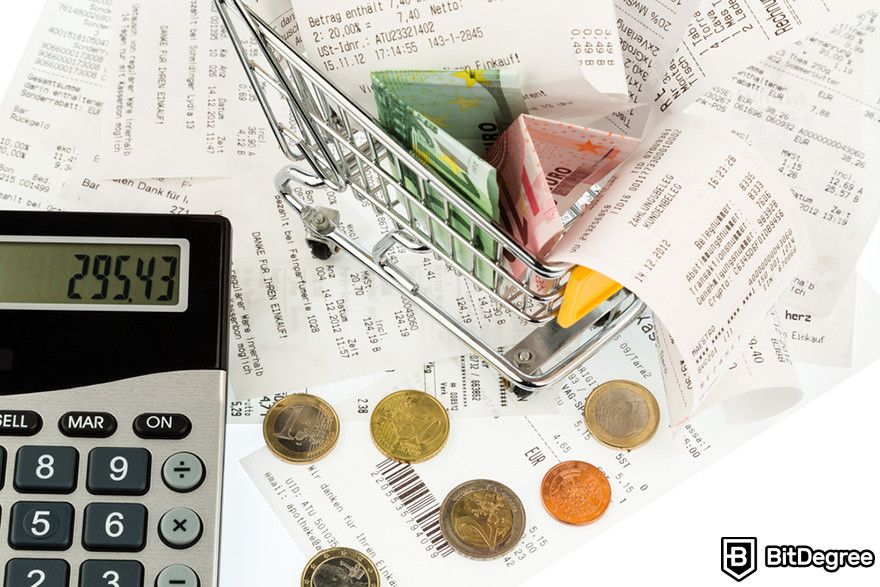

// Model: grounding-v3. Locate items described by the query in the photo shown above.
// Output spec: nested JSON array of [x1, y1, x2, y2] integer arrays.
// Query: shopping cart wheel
[[302, 206, 340, 260], [308, 239, 336, 260], [512, 386, 533, 400]]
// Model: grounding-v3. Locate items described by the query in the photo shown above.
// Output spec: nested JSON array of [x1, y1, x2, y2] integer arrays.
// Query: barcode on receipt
[[376, 458, 453, 558]]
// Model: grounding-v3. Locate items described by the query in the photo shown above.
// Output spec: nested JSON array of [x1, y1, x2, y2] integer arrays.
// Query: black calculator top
[[0, 211, 232, 395]]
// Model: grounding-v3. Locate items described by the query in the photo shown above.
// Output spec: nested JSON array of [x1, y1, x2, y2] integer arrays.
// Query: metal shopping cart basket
[[214, 0, 645, 394]]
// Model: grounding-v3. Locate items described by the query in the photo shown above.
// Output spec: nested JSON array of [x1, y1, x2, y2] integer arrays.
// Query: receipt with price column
[[98, 0, 297, 179], [548, 114, 808, 424], [0, 0, 112, 212], [653, 0, 879, 114], [687, 9, 880, 317], [290, 0, 629, 120]]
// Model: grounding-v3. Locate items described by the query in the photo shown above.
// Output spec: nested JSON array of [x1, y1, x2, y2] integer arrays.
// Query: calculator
[[0, 211, 231, 587]]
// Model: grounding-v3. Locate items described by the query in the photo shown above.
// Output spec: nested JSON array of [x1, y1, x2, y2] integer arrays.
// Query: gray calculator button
[[0, 446, 5, 490], [159, 507, 202, 549], [155, 565, 199, 587], [5, 558, 69, 587], [162, 452, 205, 492], [14, 446, 79, 493], [80, 560, 144, 587], [8, 501, 74, 550], [88, 448, 151, 495], [83, 503, 147, 552]]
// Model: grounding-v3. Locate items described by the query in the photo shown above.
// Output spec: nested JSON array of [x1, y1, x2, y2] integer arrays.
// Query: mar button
[[133, 413, 191, 440], [59, 412, 117, 438]]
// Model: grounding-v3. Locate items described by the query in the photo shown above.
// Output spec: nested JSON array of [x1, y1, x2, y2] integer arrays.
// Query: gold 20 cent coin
[[263, 394, 340, 464], [440, 479, 526, 560], [301, 547, 380, 587], [370, 389, 449, 463], [584, 379, 660, 450]]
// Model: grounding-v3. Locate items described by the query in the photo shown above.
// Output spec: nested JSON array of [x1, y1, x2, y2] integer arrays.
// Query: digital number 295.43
[[67, 254, 178, 302]]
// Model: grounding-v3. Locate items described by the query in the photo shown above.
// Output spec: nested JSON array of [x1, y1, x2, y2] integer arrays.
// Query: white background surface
[[1, 3, 877, 586]]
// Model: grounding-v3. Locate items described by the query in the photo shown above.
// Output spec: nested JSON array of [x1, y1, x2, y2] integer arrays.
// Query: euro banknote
[[485, 114, 639, 290], [372, 69, 527, 286]]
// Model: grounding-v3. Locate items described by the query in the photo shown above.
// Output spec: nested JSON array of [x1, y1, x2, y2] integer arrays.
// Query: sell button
[[133, 413, 191, 439], [0, 410, 42, 436]]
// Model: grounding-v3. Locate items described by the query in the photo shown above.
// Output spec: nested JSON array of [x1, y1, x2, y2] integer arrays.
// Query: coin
[[301, 547, 380, 587], [541, 460, 611, 525], [440, 479, 526, 559], [263, 394, 340, 464], [370, 389, 449, 463], [584, 379, 660, 449]]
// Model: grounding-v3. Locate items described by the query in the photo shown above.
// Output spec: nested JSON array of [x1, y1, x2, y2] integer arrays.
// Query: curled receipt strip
[[548, 114, 809, 425]]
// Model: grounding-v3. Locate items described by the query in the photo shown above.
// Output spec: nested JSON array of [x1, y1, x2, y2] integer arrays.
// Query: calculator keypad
[[4, 558, 70, 587], [8, 501, 74, 550], [0, 370, 223, 587], [14, 446, 78, 494], [87, 448, 151, 495]]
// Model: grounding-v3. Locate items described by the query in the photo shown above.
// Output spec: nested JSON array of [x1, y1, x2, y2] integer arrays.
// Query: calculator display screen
[[0, 237, 189, 311]]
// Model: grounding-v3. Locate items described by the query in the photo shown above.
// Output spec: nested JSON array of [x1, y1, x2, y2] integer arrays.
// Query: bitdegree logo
[[766, 545, 875, 572]]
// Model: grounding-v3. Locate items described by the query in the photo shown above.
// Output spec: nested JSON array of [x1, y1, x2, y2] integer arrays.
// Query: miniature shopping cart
[[214, 0, 645, 394]]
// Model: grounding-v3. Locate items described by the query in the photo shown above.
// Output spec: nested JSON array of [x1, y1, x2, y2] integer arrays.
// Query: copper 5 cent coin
[[263, 394, 340, 464], [440, 479, 526, 560], [301, 547, 380, 587], [370, 389, 450, 463], [584, 379, 660, 450], [541, 460, 611, 525]]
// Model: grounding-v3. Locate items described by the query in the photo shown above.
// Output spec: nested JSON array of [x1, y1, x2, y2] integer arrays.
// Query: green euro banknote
[[371, 69, 528, 287]]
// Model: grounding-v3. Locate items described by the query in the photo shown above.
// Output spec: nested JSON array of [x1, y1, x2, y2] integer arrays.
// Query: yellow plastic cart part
[[557, 266, 623, 328]]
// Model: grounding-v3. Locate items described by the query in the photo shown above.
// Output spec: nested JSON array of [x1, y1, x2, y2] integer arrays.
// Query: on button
[[132, 413, 191, 439]]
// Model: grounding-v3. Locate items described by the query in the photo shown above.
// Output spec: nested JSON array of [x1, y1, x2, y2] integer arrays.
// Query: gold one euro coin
[[263, 394, 340, 464], [584, 379, 660, 450], [301, 546, 380, 587], [440, 479, 526, 560], [370, 389, 449, 463]]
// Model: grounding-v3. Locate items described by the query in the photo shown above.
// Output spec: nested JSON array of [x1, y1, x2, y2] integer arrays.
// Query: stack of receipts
[[0, 0, 879, 583]]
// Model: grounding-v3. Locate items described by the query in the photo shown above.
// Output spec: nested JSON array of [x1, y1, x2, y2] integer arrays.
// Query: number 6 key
[[82, 503, 147, 552]]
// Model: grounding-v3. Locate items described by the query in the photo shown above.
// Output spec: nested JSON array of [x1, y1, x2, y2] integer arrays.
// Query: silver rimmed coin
[[584, 379, 660, 450]]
